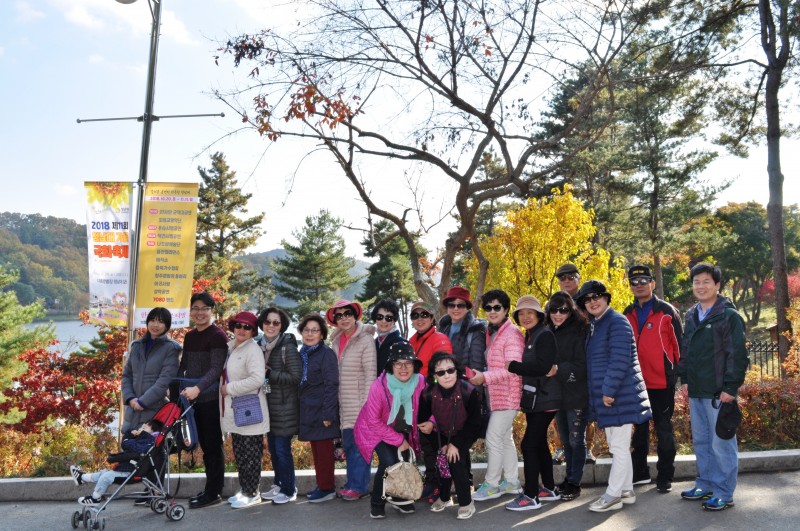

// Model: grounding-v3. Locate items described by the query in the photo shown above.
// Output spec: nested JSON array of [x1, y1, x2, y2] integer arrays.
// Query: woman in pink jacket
[[468, 289, 524, 501], [354, 342, 426, 520]]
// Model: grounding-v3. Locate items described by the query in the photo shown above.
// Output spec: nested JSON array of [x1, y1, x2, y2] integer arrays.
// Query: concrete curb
[[2, 450, 798, 502]]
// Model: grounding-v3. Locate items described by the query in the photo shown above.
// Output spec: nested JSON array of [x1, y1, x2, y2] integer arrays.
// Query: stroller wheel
[[99, 517, 106, 530], [85, 516, 94, 530], [71, 510, 81, 529], [151, 498, 168, 514], [167, 504, 186, 521]]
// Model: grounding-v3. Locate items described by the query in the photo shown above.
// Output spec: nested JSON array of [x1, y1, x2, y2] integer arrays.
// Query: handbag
[[231, 393, 263, 427], [520, 384, 538, 412], [435, 449, 451, 479], [382, 448, 423, 504]]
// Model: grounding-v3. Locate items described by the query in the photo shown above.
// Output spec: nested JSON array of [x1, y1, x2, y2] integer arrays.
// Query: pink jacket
[[482, 319, 524, 411], [354, 373, 426, 463]]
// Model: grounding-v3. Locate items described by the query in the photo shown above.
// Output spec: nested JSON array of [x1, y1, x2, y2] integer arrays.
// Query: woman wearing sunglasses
[[408, 301, 452, 377], [468, 289, 525, 502], [220, 311, 269, 509], [417, 352, 482, 519], [372, 299, 408, 378], [438, 286, 487, 377], [545, 291, 590, 502], [324, 299, 376, 501]]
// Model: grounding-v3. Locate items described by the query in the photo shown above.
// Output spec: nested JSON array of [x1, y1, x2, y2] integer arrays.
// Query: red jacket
[[624, 296, 682, 389], [409, 326, 452, 377]]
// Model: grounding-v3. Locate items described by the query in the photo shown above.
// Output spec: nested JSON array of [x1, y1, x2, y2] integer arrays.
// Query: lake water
[[26, 319, 99, 352]]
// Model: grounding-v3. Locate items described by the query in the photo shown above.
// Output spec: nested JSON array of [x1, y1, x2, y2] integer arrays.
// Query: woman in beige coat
[[221, 311, 270, 509], [326, 300, 377, 500]]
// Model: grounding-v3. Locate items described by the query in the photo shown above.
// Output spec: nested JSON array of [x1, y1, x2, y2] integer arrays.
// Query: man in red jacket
[[623, 265, 682, 494]]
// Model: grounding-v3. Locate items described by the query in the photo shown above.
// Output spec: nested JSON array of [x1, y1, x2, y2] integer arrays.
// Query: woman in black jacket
[[257, 307, 301, 504], [372, 299, 408, 376], [546, 290, 589, 501], [505, 295, 561, 511]]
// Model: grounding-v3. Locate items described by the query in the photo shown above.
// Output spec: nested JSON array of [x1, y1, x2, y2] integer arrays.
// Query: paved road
[[5, 472, 797, 531]]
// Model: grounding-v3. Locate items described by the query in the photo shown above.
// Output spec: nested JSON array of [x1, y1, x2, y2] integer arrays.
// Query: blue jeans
[[689, 397, 738, 500], [555, 408, 588, 485], [267, 433, 296, 496], [342, 428, 371, 494]]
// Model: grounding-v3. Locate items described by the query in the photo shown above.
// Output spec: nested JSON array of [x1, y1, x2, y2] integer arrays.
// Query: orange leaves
[[285, 80, 362, 130]]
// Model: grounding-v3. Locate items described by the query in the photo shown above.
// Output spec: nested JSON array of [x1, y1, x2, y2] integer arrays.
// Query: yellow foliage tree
[[467, 186, 632, 312]]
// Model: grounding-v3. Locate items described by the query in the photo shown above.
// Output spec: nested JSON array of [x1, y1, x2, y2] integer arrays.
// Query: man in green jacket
[[677, 263, 748, 511]]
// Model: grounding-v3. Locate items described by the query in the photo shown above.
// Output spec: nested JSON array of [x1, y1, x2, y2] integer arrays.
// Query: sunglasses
[[483, 304, 504, 313], [629, 277, 652, 286], [434, 367, 457, 377], [262, 319, 281, 327], [582, 293, 604, 303], [558, 274, 579, 281], [233, 323, 254, 331], [334, 310, 355, 321], [375, 314, 396, 322], [410, 311, 432, 320], [447, 302, 468, 309], [549, 307, 570, 315]]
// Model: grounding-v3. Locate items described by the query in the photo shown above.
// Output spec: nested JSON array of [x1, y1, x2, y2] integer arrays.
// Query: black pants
[[420, 431, 438, 485], [632, 387, 676, 482], [424, 436, 473, 507], [520, 411, 556, 499], [372, 441, 414, 509], [193, 399, 225, 496]]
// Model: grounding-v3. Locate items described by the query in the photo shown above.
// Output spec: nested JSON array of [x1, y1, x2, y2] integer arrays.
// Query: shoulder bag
[[382, 448, 423, 504]]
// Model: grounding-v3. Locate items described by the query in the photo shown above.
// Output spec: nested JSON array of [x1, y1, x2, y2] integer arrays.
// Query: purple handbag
[[231, 394, 263, 427]]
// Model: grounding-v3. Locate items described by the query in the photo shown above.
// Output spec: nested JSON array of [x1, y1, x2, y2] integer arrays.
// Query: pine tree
[[272, 210, 357, 318]]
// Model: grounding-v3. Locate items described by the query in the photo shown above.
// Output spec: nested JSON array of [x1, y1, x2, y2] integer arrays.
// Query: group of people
[[70, 260, 749, 519]]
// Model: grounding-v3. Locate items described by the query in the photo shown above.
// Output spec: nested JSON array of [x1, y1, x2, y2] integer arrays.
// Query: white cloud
[[55, 184, 78, 198], [15, 1, 46, 22]]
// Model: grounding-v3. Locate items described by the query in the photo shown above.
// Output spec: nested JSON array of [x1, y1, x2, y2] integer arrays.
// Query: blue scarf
[[386, 373, 417, 426], [299, 342, 322, 384]]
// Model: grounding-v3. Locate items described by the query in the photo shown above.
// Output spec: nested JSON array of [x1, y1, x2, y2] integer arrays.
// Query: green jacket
[[678, 296, 748, 399]]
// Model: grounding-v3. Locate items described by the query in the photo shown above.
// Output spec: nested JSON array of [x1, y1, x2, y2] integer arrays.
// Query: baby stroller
[[71, 400, 195, 530]]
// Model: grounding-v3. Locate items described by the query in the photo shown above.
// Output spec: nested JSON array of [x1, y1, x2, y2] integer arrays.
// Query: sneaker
[[499, 479, 522, 495], [430, 498, 453, 512], [390, 502, 415, 514], [339, 488, 368, 501], [231, 493, 262, 509], [505, 494, 542, 511], [702, 497, 735, 511], [457, 501, 476, 519], [306, 486, 321, 498], [228, 492, 244, 504], [621, 490, 636, 504], [261, 484, 281, 500], [632, 473, 651, 485], [560, 482, 582, 501], [657, 481, 672, 493], [588, 495, 623, 512], [681, 487, 713, 501], [272, 490, 298, 504], [537, 485, 561, 501], [69, 465, 84, 486], [370, 505, 386, 519], [133, 495, 150, 506], [585, 449, 596, 464], [78, 495, 102, 506], [472, 482, 502, 501], [308, 489, 336, 503], [552, 448, 565, 464]]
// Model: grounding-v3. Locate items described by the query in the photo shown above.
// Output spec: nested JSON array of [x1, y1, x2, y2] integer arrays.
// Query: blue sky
[[1, 0, 798, 260]]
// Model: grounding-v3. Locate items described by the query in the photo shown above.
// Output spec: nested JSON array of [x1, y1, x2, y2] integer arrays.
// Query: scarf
[[377, 325, 398, 344], [487, 317, 508, 335], [260, 334, 281, 363], [299, 342, 322, 385], [386, 373, 417, 426]]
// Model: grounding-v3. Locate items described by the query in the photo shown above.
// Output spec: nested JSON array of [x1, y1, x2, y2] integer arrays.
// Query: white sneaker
[[430, 498, 453, 512], [272, 490, 298, 505], [621, 490, 636, 505], [261, 484, 281, 501], [499, 480, 522, 495], [227, 492, 244, 504], [457, 501, 476, 520], [231, 493, 262, 509], [70, 465, 84, 486]]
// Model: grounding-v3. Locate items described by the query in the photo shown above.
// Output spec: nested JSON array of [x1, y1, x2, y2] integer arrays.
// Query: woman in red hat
[[438, 286, 486, 373], [325, 300, 377, 501]]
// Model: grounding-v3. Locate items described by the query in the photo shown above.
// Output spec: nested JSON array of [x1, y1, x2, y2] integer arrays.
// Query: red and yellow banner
[[134, 182, 199, 327], [85, 182, 133, 327]]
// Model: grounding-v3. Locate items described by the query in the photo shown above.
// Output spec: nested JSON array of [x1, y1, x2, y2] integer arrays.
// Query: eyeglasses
[[375, 314, 395, 322], [549, 307, 570, 315], [483, 304, 503, 313], [190, 306, 212, 313], [434, 367, 457, 377], [233, 323, 254, 331], [629, 277, 652, 286], [446, 302, 467, 309], [557, 274, 579, 281], [393, 361, 414, 369], [302, 328, 321, 334], [410, 311, 432, 320], [334, 310, 355, 321], [582, 293, 604, 303], [262, 319, 281, 327]]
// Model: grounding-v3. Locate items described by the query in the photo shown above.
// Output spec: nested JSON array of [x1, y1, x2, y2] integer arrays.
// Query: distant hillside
[[237, 249, 371, 307]]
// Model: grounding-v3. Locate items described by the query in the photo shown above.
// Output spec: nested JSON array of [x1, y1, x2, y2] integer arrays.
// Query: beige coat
[[330, 322, 377, 430], [220, 338, 269, 436]]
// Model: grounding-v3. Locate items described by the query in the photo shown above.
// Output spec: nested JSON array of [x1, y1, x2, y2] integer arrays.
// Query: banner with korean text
[[85, 182, 133, 327], [134, 182, 199, 328]]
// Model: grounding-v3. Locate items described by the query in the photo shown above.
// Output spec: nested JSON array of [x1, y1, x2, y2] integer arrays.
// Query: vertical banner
[[85, 182, 133, 327], [134, 182, 199, 328]]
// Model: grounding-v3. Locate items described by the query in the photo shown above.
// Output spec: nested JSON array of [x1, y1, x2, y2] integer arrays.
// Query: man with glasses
[[555, 263, 582, 300], [622, 265, 682, 493], [180, 292, 228, 509]]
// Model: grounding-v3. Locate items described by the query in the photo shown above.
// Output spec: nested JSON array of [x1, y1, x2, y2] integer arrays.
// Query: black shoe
[[189, 491, 206, 504], [632, 473, 651, 486], [133, 495, 151, 506], [190, 493, 222, 509], [370, 505, 386, 519], [560, 483, 582, 501], [390, 502, 415, 514], [656, 481, 672, 493]]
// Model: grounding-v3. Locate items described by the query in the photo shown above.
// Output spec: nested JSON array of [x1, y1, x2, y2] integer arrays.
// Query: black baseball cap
[[627, 265, 653, 279]]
